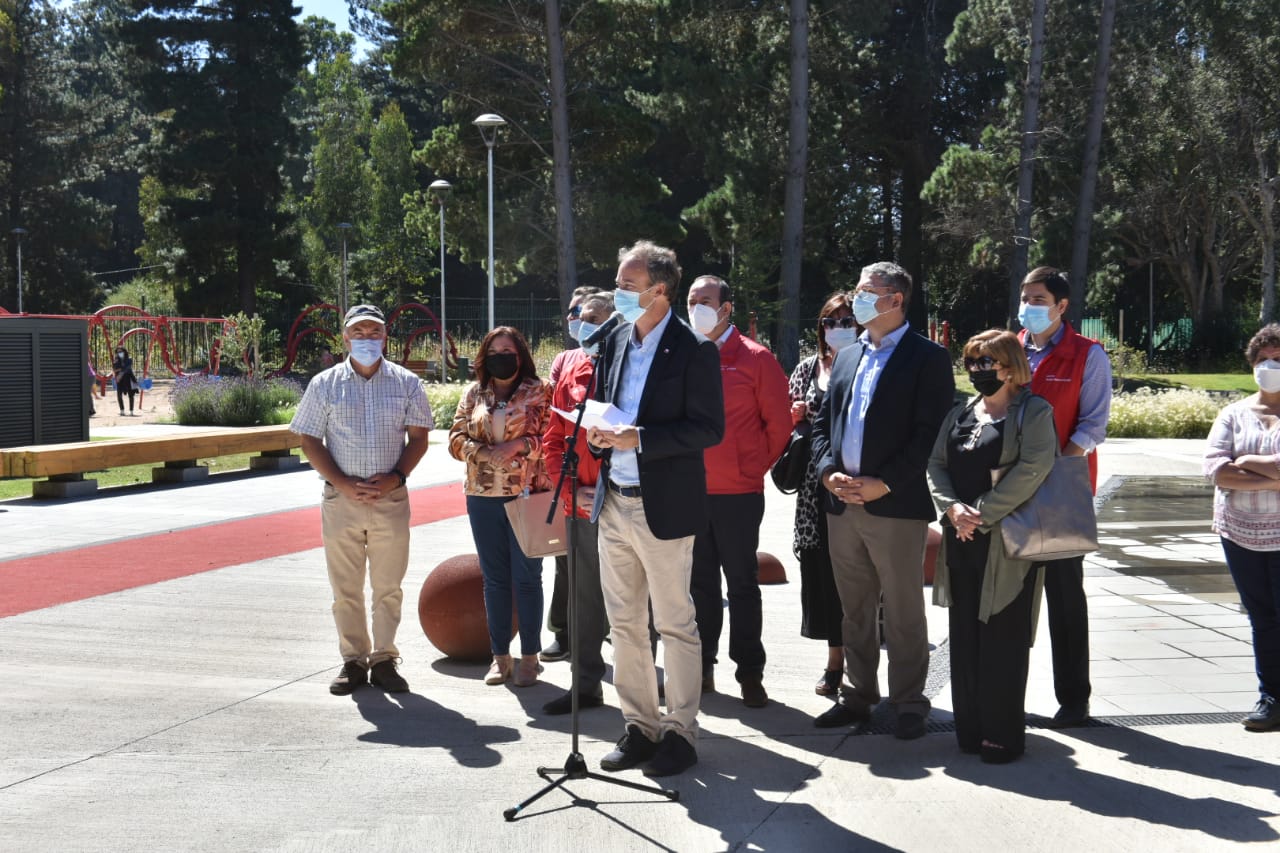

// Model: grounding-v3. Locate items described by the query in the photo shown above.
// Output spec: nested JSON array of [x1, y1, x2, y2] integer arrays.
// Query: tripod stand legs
[[504, 752, 679, 821]]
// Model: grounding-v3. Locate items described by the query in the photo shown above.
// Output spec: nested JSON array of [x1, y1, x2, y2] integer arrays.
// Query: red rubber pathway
[[0, 482, 466, 618]]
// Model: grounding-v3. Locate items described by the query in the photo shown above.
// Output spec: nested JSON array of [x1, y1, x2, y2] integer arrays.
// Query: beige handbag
[[504, 454, 567, 558], [994, 400, 1098, 562]]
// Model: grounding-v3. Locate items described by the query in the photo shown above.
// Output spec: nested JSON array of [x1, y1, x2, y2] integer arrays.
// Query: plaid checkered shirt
[[290, 359, 434, 479]]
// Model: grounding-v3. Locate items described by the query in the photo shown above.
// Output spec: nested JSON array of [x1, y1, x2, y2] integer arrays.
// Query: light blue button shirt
[[609, 308, 674, 486], [839, 321, 911, 475]]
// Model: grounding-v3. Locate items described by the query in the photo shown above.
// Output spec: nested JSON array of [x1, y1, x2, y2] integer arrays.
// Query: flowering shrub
[[172, 375, 303, 426], [1107, 387, 1238, 438], [425, 383, 464, 427]]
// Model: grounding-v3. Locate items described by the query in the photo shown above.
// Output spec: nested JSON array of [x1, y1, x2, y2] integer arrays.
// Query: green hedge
[[1107, 387, 1237, 438]]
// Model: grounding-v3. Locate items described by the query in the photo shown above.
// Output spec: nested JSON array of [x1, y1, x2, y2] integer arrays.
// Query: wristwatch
[[392, 468, 408, 487]]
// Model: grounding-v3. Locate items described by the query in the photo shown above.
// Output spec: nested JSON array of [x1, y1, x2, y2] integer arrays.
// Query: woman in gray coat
[[927, 329, 1057, 763]]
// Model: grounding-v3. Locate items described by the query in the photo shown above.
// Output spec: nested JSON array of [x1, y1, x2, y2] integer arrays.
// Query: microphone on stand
[[582, 312, 625, 347]]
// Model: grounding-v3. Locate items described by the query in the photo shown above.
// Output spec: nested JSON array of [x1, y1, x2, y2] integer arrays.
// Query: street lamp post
[[429, 179, 452, 383], [473, 113, 506, 331], [336, 222, 353, 317], [11, 227, 28, 314]]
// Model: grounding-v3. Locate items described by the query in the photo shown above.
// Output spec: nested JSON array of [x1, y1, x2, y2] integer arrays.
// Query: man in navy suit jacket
[[586, 241, 724, 778], [810, 261, 955, 739]]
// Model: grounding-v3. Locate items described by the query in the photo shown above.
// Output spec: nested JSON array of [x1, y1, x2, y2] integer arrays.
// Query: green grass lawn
[[0, 449, 304, 501], [1140, 373, 1256, 394]]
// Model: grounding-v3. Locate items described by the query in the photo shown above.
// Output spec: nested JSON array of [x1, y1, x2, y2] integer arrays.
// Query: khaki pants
[[321, 484, 411, 666], [598, 491, 702, 744], [827, 505, 930, 716]]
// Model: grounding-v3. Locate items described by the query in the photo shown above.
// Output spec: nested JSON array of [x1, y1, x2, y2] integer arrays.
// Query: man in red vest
[[1018, 266, 1113, 728]]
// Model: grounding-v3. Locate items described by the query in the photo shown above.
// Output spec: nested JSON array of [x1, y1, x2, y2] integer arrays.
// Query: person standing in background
[[1018, 266, 1112, 728], [291, 304, 434, 696], [541, 284, 604, 664], [686, 274, 791, 707], [788, 292, 858, 697]]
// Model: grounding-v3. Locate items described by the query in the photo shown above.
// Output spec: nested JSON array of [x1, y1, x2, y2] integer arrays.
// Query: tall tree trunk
[[778, 0, 808, 373], [1067, 0, 1117, 327], [544, 0, 577, 316], [1009, 0, 1048, 326]]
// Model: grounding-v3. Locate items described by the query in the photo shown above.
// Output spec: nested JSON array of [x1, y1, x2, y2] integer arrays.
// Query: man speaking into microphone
[[586, 240, 724, 778]]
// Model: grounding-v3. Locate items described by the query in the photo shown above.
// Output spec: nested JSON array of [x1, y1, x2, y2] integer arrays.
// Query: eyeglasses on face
[[821, 316, 857, 330], [567, 304, 582, 319], [963, 356, 999, 371]]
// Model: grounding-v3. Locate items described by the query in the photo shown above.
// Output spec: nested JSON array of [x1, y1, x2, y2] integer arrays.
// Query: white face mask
[[825, 327, 860, 352], [689, 303, 721, 336], [576, 320, 601, 355], [348, 338, 384, 367], [567, 318, 583, 342], [1255, 359, 1280, 393]]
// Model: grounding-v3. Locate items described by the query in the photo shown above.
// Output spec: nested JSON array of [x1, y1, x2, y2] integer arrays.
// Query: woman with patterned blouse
[[787, 292, 858, 696], [1204, 323, 1280, 732], [449, 326, 553, 688]]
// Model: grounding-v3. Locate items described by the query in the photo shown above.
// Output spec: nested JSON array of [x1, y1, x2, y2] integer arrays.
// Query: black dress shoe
[[600, 725, 658, 771], [814, 702, 870, 729], [1048, 703, 1090, 728], [894, 712, 927, 740], [329, 660, 367, 695], [541, 689, 604, 716], [642, 730, 697, 777], [1244, 696, 1280, 732], [369, 659, 409, 693]]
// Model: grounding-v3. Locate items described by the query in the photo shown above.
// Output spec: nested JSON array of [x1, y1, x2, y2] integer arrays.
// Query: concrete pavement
[[0, 432, 1276, 851]]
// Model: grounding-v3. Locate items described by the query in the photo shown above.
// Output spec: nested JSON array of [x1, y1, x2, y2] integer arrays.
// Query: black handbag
[[770, 421, 812, 494]]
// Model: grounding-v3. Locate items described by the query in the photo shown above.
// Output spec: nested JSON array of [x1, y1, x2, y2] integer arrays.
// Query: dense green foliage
[[1, 1, 1277, 372]]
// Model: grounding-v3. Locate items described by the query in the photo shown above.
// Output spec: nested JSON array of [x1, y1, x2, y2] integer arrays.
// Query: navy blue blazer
[[810, 327, 955, 521], [589, 312, 725, 540]]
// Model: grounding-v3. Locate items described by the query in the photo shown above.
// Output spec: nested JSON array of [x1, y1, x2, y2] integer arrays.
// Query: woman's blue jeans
[[466, 494, 544, 656], [1221, 537, 1280, 700]]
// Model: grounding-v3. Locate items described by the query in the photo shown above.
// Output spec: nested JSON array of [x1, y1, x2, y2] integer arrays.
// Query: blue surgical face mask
[[825, 327, 860, 352], [851, 290, 888, 325], [614, 284, 656, 323], [567, 318, 583, 342], [348, 338, 384, 367], [576, 321, 601, 355], [1018, 304, 1054, 335]]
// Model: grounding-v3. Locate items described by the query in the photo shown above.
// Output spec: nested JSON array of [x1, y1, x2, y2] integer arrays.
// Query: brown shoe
[[484, 655, 513, 685], [815, 669, 842, 696], [741, 677, 768, 708], [513, 655, 543, 687]]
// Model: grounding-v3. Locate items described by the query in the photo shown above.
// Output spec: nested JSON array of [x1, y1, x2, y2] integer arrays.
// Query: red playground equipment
[[270, 302, 458, 379]]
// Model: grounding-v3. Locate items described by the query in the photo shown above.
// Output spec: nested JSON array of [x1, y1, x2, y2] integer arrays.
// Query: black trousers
[[1040, 555, 1092, 707], [547, 554, 569, 642], [566, 517, 608, 692], [948, 544, 1038, 754], [691, 492, 766, 682]]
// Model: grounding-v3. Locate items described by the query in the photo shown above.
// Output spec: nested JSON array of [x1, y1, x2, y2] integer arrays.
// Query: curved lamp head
[[473, 113, 506, 147], [429, 179, 453, 205], [10, 227, 27, 238]]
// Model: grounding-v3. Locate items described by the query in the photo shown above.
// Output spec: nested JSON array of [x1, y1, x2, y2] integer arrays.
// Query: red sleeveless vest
[[1019, 323, 1100, 493]]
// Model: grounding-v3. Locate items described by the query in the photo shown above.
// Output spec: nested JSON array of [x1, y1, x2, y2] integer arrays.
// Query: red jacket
[[543, 349, 604, 518], [703, 328, 792, 494], [1019, 323, 1100, 492]]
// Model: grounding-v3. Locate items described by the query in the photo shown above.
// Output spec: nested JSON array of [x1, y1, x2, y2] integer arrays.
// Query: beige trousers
[[321, 484, 411, 666], [827, 505, 931, 716], [597, 491, 702, 744]]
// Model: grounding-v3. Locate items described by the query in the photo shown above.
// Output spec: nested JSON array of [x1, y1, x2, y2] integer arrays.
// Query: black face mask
[[970, 369, 1004, 397], [486, 352, 519, 381]]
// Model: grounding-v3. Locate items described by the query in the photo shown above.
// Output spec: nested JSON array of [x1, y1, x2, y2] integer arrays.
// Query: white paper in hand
[[551, 399, 634, 432]]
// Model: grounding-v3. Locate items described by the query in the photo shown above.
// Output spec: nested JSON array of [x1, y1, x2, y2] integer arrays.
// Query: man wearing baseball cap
[[291, 304, 435, 695]]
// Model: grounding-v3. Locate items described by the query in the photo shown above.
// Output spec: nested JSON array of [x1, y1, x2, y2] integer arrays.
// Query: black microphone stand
[[504, 351, 678, 821]]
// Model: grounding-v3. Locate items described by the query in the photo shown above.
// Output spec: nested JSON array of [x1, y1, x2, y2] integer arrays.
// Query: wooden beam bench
[[0, 425, 304, 498]]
